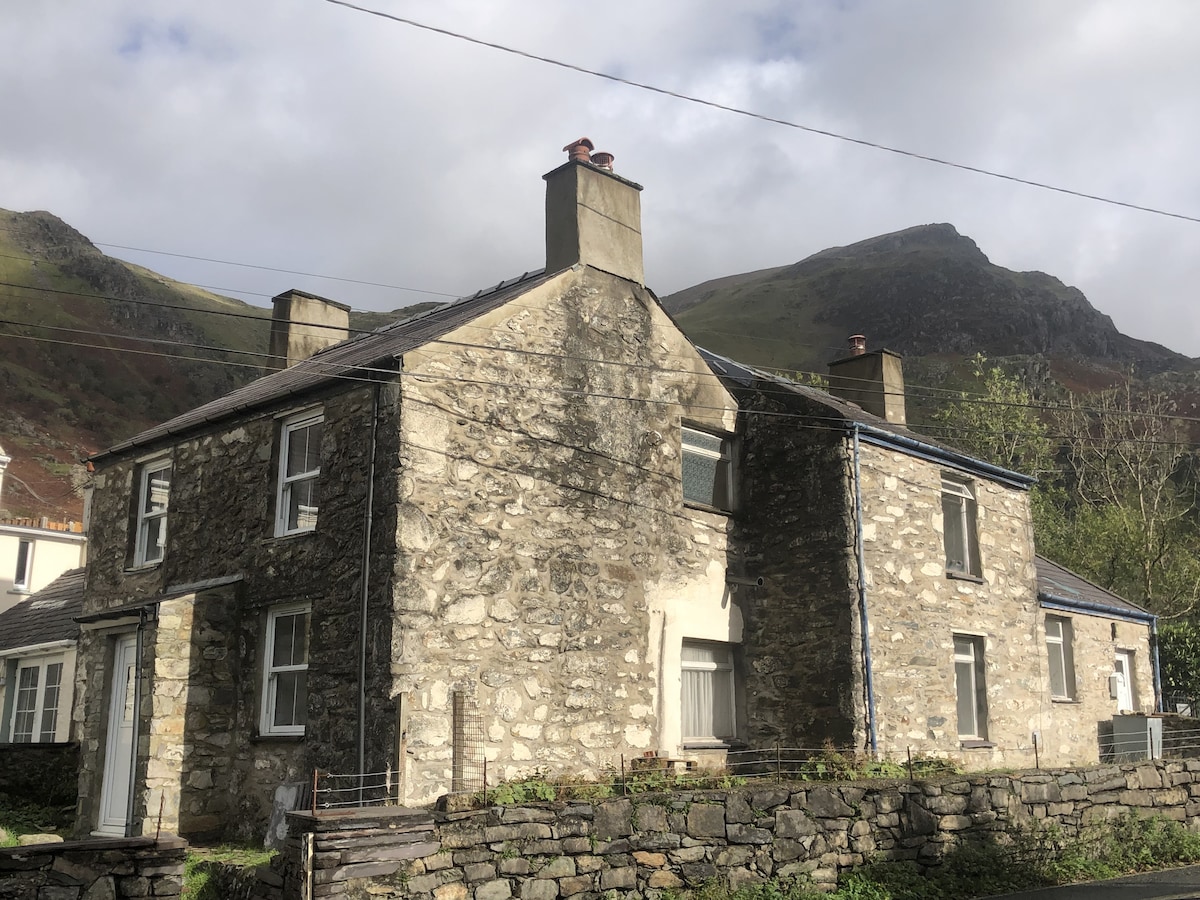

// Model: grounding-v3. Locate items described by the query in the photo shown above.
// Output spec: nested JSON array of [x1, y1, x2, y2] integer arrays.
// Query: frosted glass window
[[682, 427, 733, 511]]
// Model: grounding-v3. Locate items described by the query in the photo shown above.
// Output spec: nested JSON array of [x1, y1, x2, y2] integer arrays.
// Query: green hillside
[[0, 209, 427, 518]]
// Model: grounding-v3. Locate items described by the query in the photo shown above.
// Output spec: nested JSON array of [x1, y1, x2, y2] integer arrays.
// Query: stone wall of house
[[392, 267, 739, 802], [733, 390, 861, 749], [855, 442, 1154, 768], [1049, 612, 1155, 762], [856, 443, 1042, 765], [244, 761, 1200, 900], [78, 382, 399, 841], [0, 834, 186, 899], [0, 742, 78, 807]]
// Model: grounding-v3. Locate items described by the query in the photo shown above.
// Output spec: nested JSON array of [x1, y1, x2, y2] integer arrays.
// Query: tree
[[928, 354, 1052, 475], [1043, 384, 1200, 617]]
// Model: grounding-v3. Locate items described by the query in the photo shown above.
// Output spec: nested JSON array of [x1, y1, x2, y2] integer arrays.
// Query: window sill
[[959, 740, 995, 749], [682, 740, 744, 751], [251, 733, 306, 744], [946, 571, 984, 584], [683, 501, 733, 518], [268, 529, 317, 542], [1051, 697, 1080, 704], [124, 562, 163, 574], [6, 588, 31, 596]]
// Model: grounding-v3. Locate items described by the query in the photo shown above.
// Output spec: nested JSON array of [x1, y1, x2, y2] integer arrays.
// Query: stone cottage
[[705, 347, 1158, 769], [74, 140, 743, 841], [0, 567, 83, 744], [72, 140, 1155, 843]]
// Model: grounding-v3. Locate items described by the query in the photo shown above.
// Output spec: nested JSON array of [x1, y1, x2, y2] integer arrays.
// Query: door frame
[[97, 633, 139, 835]]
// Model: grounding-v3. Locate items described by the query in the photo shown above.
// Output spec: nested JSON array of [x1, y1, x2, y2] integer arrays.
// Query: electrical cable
[[324, 0, 1200, 226]]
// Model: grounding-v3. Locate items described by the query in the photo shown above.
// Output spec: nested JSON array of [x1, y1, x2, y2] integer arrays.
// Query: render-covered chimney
[[544, 137, 644, 284], [827, 334, 907, 425], [268, 289, 351, 370]]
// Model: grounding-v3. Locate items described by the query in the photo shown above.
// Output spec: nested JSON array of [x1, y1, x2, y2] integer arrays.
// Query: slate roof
[[92, 269, 557, 462], [0, 567, 85, 653], [698, 347, 1036, 489], [1036, 556, 1151, 619]]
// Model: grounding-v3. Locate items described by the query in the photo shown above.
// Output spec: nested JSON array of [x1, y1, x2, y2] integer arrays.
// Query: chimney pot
[[590, 151, 615, 171], [848, 334, 867, 356], [562, 137, 595, 163]]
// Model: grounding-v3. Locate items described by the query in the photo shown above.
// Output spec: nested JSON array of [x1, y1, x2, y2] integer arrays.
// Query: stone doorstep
[[311, 855, 431, 885], [316, 829, 437, 851]]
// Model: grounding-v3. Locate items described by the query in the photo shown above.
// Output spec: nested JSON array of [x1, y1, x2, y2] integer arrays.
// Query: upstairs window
[[276, 412, 323, 536], [941, 477, 981, 577], [1046, 616, 1077, 700], [262, 604, 310, 735], [681, 640, 737, 743], [134, 458, 171, 566], [9, 657, 65, 743], [682, 427, 733, 512], [13, 539, 32, 591]]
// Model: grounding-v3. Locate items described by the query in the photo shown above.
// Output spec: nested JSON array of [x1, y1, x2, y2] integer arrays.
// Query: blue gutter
[[855, 423, 1036, 491], [1040, 593, 1162, 713], [851, 425, 879, 753]]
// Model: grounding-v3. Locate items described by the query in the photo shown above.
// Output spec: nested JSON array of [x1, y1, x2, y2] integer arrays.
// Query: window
[[262, 605, 309, 735], [13, 539, 32, 591], [1046, 616, 1076, 700], [681, 640, 736, 743], [682, 427, 733, 511], [133, 459, 171, 566], [941, 477, 980, 577], [9, 657, 64, 743], [953, 634, 988, 740], [277, 412, 323, 536]]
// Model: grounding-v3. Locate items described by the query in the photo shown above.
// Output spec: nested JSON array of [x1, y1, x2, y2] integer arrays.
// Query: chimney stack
[[544, 137, 644, 284], [827, 334, 907, 425], [268, 290, 351, 370]]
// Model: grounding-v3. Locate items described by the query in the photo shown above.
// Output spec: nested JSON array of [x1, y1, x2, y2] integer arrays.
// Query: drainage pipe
[[358, 382, 381, 798], [851, 425, 879, 754], [125, 607, 148, 837]]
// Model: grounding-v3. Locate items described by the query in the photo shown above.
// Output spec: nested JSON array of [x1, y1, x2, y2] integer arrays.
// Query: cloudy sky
[[3, 1, 1199, 355]]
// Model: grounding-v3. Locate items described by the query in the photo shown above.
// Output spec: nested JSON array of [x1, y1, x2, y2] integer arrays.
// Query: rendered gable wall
[[392, 266, 740, 801]]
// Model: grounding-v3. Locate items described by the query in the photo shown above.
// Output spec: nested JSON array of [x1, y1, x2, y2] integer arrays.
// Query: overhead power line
[[324, 0, 1200, 226]]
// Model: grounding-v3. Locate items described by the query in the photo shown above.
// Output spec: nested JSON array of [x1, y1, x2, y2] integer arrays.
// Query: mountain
[[0, 209, 426, 519], [662, 223, 1194, 384]]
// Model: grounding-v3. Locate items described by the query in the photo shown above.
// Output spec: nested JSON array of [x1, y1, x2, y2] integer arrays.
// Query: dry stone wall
[[245, 761, 1200, 899], [0, 835, 186, 900]]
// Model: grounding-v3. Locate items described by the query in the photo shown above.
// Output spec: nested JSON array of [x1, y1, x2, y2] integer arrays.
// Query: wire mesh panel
[[452, 691, 487, 795]]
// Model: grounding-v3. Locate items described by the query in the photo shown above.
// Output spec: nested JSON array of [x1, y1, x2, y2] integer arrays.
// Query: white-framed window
[[681, 640, 736, 743], [682, 426, 734, 512], [9, 656, 65, 743], [261, 604, 310, 735], [134, 458, 171, 566], [276, 412, 323, 536], [941, 477, 980, 577], [13, 539, 32, 591], [953, 634, 988, 741], [1046, 616, 1077, 700]]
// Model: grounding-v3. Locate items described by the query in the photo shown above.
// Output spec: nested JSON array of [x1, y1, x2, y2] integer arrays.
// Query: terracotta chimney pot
[[562, 137, 595, 163], [848, 334, 867, 356]]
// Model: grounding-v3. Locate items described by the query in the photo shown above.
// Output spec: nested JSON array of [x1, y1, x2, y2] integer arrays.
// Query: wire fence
[[306, 720, 1200, 813]]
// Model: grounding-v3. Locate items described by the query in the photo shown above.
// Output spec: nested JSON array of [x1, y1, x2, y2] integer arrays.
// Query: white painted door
[[98, 634, 138, 834], [1114, 650, 1135, 713]]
